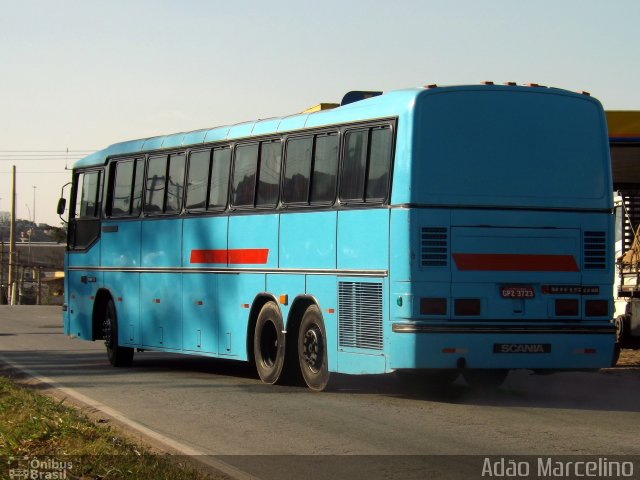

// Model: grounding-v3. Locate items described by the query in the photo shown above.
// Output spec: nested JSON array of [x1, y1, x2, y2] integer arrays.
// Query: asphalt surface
[[1, 306, 640, 479]]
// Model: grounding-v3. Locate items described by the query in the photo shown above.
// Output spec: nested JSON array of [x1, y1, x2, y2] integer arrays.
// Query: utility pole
[[8, 166, 16, 305], [36, 267, 42, 305], [0, 239, 4, 304], [33, 185, 36, 226], [19, 264, 24, 305]]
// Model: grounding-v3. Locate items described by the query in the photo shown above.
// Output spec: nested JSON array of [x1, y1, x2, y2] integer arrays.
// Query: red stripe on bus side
[[190, 249, 269, 265], [453, 253, 579, 272], [228, 248, 269, 264]]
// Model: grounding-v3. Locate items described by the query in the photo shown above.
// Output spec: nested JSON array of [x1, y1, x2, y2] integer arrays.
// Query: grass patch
[[0, 375, 217, 479]]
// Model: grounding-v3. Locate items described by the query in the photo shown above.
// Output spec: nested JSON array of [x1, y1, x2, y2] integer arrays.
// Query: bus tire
[[254, 301, 286, 384], [298, 305, 330, 391], [462, 369, 508, 389], [612, 342, 621, 366], [615, 315, 628, 344], [103, 299, 134, 367]]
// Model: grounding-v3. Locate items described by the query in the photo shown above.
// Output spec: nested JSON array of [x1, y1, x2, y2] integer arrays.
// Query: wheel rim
[[615, 317, 624, 341], [302, 325, 323, 373], [260, 320, 279, 368], [103, 311, 113, 349]]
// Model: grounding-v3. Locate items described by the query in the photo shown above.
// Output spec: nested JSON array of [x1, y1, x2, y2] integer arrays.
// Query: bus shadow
[[129, 354, 640, 414], [131, 352, 260, 381], [2, 349, 639, 413], [326, 367, 640, 413]]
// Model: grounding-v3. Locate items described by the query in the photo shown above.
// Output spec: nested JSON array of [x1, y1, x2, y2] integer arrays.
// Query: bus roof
[[74, 85, 598, 169]]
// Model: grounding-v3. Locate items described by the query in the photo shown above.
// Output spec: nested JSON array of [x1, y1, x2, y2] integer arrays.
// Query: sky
[[1, 0, 639, 227]]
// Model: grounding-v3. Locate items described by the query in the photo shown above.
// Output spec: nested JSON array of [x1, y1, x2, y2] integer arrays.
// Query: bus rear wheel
[[254, 302, 286, 384], [103, 299, 134, 367], [298, 305, 329, 391]]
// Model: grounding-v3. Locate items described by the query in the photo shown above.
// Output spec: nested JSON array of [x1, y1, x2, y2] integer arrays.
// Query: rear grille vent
[[421, 227, 448, 267], [338, 282, 383, 351], [583, 231, 606, 270]]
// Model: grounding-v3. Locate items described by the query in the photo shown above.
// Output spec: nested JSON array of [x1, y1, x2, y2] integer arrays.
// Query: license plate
[[493, 343, 551, 354], [500, 285, 535, 298]]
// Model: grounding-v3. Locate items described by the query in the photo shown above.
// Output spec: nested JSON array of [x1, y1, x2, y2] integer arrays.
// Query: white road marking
[[0, 354, 259, 480]]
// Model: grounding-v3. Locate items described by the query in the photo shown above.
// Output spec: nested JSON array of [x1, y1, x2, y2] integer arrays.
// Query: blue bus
[[60, 84, 616, 390]]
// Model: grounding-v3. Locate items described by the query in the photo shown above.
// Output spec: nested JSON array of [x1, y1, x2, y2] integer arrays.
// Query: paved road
[[1, 306, 640, 478]]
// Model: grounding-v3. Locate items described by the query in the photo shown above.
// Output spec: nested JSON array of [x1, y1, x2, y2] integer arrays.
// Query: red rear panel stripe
[[453, 253, 579, 272], [190, 249, 269, 265]]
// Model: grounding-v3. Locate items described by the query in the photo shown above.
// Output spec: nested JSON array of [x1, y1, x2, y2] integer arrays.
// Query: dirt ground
[[617, 348, 640, 366]]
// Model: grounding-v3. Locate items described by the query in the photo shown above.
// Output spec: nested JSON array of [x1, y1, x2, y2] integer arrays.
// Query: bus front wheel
[[298, 305, 329, 391], [254, 302, 286, 384], [103, 299, 134, 367]]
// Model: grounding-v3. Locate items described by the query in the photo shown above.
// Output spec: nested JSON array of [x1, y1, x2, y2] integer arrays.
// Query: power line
[[0, 150, 96, 153], [0, 150, 97, 170], [0, 160, 84, 162], [0, 171, 70, 174], [0, 154, 90, 158]]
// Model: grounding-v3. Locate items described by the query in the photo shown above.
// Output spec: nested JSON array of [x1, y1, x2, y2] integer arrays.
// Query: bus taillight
[[420, 298, 447, 315], [555, 299, 579, 316], [454, 299, 481, 316], [585, 300, 608, 317]]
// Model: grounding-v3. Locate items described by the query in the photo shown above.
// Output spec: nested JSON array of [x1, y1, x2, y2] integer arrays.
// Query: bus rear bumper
[[388, 323, 616, 370]]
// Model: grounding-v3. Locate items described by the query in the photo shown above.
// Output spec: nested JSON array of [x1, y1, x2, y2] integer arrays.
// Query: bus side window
[[145, 155, 168, 213], [75, 171, 101, 219], [186, 150, 211, 210], [111, 160, 134, 216], [310, 133, 338, 204], [231, 144, 258, 207], [256, 140, 282, 207], [166, 153, 186, 213], [284, 137, 312, 204], [366, 126, 393, 200], [340, 125, 392, 203], [209, 147, 231, 210], [131, 158, 145, 216], [341, 129, 368, 201], [71, 170, 101, 249]]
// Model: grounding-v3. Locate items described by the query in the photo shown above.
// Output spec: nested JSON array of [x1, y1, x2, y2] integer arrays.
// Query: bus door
[[101, 159, 144, 346], [67, 169, 102, 340]]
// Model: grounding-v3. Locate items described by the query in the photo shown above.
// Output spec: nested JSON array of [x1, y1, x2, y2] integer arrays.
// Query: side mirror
[[57, 198, 66, 215]]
